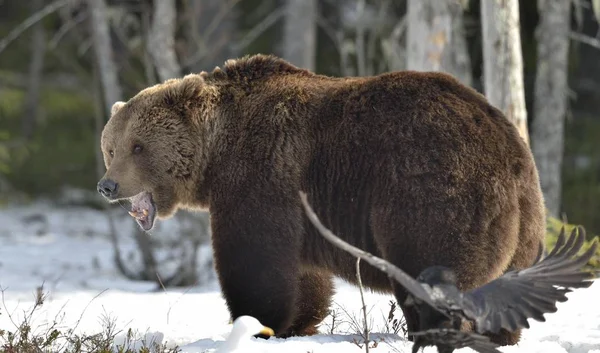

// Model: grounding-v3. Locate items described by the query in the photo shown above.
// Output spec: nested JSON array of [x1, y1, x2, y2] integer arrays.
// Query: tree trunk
[[148, 0, 181, 81], [481, 0, 529, 144], [531, 0, 572, 217], [22, 0, 46, 141], [407, 0, 472, 86], [87, 0, 160, 283], [282, 0, 317, 70], [87, 0, 122, 115]]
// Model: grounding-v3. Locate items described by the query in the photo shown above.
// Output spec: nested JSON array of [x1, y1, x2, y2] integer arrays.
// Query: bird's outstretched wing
[[409, 328, 501, 353], [461, 226, 598, 334], [299, 192, 441, 310]]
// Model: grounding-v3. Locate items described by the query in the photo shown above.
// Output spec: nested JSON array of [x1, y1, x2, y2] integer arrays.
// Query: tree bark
[[148, 0, 181, 81], [481, 0, 529, 145], [282, 0, 317, 71], [531, 0, 572, 217], [22, 0, 46, 140], [86, 0, 122, 115], [407, 0, 472, 86]]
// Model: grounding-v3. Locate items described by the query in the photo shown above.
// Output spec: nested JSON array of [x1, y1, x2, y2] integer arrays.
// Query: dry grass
[[0, 285, 180, 353]]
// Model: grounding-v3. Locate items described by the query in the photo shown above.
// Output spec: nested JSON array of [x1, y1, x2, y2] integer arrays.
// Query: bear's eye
[[133, 144, 143, 154], [109, 150, 114, 157]]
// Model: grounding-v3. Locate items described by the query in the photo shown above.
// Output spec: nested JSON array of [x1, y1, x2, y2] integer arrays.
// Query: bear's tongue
[[128, 191, 156, 231]]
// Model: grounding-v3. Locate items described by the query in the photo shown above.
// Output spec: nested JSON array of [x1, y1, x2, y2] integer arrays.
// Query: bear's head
[[97, 74, 212, 231]]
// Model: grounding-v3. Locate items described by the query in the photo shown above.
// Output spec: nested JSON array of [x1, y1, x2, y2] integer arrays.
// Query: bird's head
[[218, 316, 275, 352], [416, 266, 458, 286]]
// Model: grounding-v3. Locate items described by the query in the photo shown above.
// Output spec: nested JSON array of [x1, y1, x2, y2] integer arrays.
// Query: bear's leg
[[484, 193, 545, 346], [210, 206, 303, 337], [280, 270, 335, 338], [214, 247, 300, 336]]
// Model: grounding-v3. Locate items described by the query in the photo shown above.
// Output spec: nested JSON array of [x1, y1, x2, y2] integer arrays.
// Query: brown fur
[[99, 54, 546, 344]]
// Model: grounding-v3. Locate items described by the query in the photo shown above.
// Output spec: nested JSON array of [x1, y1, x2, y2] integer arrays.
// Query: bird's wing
[[461, 226, 598, 334], [299, 192, 441, 311], [409, 328, 502, 353]]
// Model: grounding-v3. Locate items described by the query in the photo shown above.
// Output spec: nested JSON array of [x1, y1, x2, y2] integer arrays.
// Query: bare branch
[[181, 0, 243, 69], [0, 0, 71, 54], [203, 0, 244, 45], [232, 6, 287, 53], [570, 31, 600, 49], [316, 15, 343, 54], [48, 10, 89, 50]]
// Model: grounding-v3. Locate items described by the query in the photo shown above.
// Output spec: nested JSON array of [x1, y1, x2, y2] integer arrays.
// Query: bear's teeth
[[129, 211, 138, 218], [143, 209, 149, 216]]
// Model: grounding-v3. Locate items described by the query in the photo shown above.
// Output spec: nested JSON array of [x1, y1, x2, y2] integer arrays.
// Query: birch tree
[[282, 0, 317, 70], [531, 0, 572, 217], [481, 0, 529, 144], [148, 0, 181, 81], [88, 0, 163, 285], [406, 0, 472, 86], [87, 0, 122, 114]]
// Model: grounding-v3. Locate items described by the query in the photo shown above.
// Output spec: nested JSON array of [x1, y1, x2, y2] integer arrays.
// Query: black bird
[[298, 191, 599, 353]]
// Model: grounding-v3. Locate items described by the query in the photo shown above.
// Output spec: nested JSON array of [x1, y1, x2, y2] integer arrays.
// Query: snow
[[1, 199, 599, 353]]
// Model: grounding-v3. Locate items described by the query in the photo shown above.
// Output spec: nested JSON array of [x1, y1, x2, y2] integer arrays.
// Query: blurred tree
[[87, 0, 122, 114], [481, 0, 529, 144], [282, 0, 317, 70], [21, 0, 46, 141], [148, 0, 180, 81], [181, 0, 240, 73], [531, 0, 572, 218], [406, 0, 472, 86]]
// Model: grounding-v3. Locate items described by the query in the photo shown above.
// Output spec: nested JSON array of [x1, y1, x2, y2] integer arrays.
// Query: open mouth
[[127, 191, 156, 231]]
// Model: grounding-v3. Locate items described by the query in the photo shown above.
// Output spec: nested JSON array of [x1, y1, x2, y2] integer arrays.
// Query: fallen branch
[[298, 191, 438, 309], [0, 0, 71, 54]]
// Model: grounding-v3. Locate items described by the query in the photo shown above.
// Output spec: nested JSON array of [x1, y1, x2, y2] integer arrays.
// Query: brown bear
[[97, 54, 546, 346]]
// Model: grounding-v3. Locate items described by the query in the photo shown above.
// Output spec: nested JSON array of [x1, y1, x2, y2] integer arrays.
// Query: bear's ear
[[111, 101, 126, 117], [162, 74, 204, 108]]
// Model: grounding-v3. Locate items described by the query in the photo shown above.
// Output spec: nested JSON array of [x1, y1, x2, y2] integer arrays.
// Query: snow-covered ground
[[0, 199, 599, 353]]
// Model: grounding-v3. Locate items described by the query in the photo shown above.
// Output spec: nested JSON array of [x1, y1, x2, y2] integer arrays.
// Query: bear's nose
[[97, 178, 119, 199]]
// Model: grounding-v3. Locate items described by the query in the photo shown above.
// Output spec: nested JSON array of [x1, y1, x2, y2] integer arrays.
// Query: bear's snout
[[97, 178, 119, 199]]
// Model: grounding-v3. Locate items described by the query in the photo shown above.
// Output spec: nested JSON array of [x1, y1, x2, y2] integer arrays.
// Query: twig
[[181, 0, 244, 68], [232, 6, 286, 53], [570, 31, 600, 49], [0, 286, 22, 331], [48, 10, 88, 50], [57, 288, 109, 351], [316, 15, 342, 54], [157, 271, 194, 325], [0, 0, 71, 54], [356, 258, 370, 352]]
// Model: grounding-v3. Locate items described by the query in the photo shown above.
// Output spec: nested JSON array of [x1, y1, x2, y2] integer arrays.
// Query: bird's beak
[[259, 326, 275, 337]]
